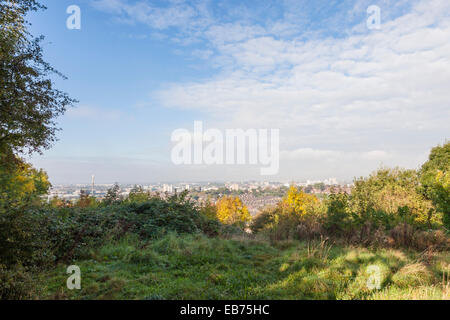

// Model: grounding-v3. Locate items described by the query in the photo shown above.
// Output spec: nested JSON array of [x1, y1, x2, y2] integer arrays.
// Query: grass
[[36, 233, 450, 300]]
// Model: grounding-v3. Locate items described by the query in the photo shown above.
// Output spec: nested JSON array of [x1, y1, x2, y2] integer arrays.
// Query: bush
[[351, 168, 436, 228], [325, 192, 354, 237], [0, 206, 40, 266], [1, 192, 221, 269], [0, 264, 34, 300], [250, 208, 275, 234]]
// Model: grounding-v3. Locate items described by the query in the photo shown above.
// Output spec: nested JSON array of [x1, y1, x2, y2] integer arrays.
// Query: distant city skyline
[[28, 0, 450, 184], [47, 179, 352, 208], [49, 177, 346, 186]]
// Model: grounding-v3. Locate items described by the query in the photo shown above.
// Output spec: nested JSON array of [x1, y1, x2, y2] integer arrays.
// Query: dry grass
[[391, 263, 434, 288], [306, 236, 332, 261], [442, 269, 450, 300]]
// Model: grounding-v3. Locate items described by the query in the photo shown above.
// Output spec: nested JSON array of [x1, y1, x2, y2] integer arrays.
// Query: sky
[[28, 0, 450, 184]]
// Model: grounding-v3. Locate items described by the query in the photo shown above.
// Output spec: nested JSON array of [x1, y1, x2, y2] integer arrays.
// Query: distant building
[[324, 177, 338, 185]]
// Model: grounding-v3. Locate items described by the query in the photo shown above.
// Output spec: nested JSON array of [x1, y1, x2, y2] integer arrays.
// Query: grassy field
[[37, 233, 450, 300]]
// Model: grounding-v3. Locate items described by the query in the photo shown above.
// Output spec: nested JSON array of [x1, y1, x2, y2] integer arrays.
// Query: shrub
[[250, 208, 275, 234], [351, 168, 436, 228], [419, 142, 449, 229], [325, 192, 355, 237], [0, 264, 34, 300], [1, 192, 221, 269], [0, 206, 40, 266]]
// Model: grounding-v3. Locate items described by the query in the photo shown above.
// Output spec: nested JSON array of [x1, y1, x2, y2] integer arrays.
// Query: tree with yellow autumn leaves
[[0, 153, 51, 207], [281, 185, 321, 217], [215, 196, 251, 226]]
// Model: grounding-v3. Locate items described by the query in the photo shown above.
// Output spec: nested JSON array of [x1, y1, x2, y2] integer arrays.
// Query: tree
[[128, 185, 150, 202], [282, 185, 319, 217], [104, 183, 122, 205], [0, 154, 50, 207], [419, 142, 450, 229], [76, 189, 97, 208], [0, 0, 74, 278], [325, 192, 353, 233], [0, 0, 76, 155], [351, 168, 435, 227], [216, 196, 251, 226], [49, 195, 70, 208], [199, 198, 218, 220], [313, 182, 326, 192]]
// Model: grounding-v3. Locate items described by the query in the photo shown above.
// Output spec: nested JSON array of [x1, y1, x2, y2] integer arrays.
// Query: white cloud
[[92, 0, 213, 30], [155, 0, 450, 156], [89, 0, 450, 180]]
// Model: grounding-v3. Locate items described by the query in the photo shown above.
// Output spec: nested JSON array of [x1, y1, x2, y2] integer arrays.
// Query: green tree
[[313, 182, 326, 192], [325, 192, 354, 235], [104, 183, 122, 205], [128, 185, 151, 202], [419, 142, 450, 230], [351, 168, 434, 227], [0, 1, 76, 293], [0, 0, 76, 155], [76, 189, 97, 208], [199, 198, 218, 220]]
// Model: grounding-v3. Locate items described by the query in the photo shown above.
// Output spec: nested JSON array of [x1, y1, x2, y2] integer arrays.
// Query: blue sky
[[28, 0, 450, 184]]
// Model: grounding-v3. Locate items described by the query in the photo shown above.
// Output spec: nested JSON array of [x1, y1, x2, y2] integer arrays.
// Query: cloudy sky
[[29, 0, 450, 184]]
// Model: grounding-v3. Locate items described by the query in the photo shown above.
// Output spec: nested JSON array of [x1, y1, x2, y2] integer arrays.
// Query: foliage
[[103, 183, 122, 205], [351, 168, 435, 228], [281, 185, 320, 218], [0, 192, 222, 272], [0, 263, 34, 300], [250, 208, 276, 234], [198, 198, 218, 220], [215, 196, 251, 226], [0, 153, 50, 207], [0, 0, 74, 296], [0, 155, 51, 269], [313, 182, 326, 191], [250, 186, 323, 241], [0, 206, 38, 266], [419, 142, 450, 230], [49, 196, 71, 208], [75, 190, 98, 208], [0, 0, 76, 155], [252, 165, 448, 245], [325, 192, 355, 236], [127, 185, 151, 203]]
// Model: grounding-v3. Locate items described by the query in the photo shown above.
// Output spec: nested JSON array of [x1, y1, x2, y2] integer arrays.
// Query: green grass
[[36, 233, 450, 300]]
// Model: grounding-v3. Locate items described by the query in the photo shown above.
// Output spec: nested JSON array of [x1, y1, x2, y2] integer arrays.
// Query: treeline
[[251, 143, 449, 250], [42, 142, 450, 254]]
